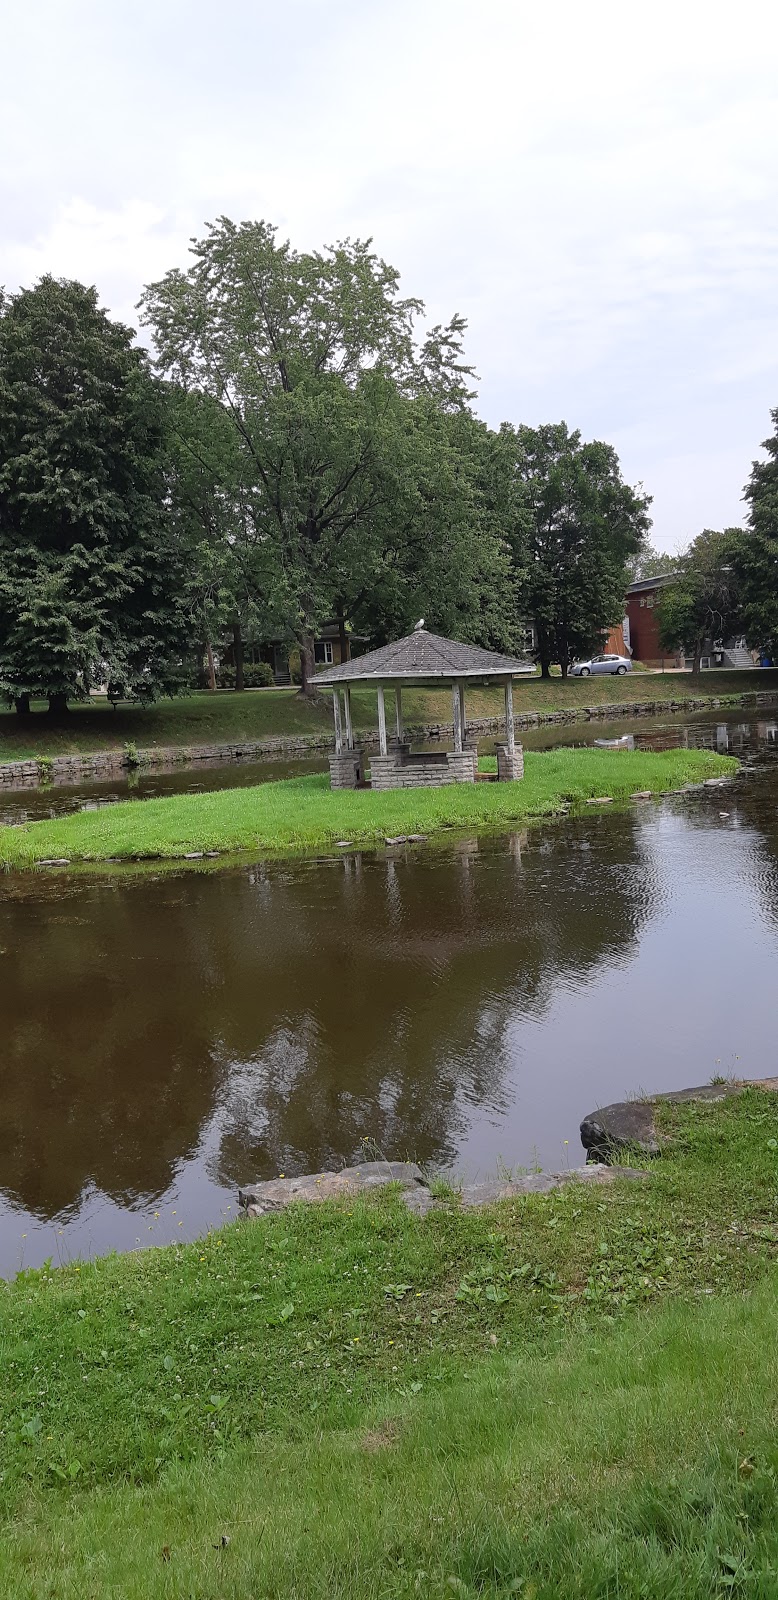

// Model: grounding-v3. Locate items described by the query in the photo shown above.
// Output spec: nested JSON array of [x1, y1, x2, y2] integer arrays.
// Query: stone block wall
[[328, 750, 364, 789], [496, 743, 524, 782], [369, 749, 478, 790]]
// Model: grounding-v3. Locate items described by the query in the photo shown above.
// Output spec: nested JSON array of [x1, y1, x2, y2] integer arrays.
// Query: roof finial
[[414, 618, 425, 631]]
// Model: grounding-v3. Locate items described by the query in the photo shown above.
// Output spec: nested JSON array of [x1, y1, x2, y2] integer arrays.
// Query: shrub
[[218, 662, 276, 690]]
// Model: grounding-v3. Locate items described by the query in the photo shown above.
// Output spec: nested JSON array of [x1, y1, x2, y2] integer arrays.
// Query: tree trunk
[[206, 642, 217, 692], [692, 636, 704, 676], [539, 659, 552, 679], [14, 695, 31, 715], [299, 633, 317, 698], [560, 660, 569, 679], [233, 622, 245, 692], [47, 692, 69, 716], [337, 608, 351, 664]]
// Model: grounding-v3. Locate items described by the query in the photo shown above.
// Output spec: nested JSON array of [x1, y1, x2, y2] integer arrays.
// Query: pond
[[0, 707, 776, 1276]]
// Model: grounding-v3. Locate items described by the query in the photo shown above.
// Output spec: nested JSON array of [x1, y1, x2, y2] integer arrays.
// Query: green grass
[[3, 1090, 778, 1596], [1, 668, 776, 761], [0, 747, 736, 868]]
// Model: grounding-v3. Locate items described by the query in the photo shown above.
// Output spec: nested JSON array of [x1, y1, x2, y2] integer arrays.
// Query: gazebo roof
[[315, 626, 533, 686]]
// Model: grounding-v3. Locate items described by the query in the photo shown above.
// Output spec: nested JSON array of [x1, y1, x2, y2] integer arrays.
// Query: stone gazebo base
[[370, 745, 478, 790]]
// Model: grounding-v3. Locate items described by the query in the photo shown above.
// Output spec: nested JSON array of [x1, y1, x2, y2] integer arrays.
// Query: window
[[315, 638, 335, 665]]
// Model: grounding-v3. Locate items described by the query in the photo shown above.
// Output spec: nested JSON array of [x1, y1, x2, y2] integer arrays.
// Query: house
[[625, 575, 680, 667], [626, 575, 755, 669], [260, 623, 367, 685]]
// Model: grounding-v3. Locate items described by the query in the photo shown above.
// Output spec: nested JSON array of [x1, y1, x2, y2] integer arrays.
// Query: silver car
[[571, 653, 633, 677]]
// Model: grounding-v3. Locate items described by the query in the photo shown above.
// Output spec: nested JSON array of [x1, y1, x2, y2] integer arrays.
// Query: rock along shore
[[1, 687, 775, 792], [238, 1158, 647, 1218], [580, 1076, 778, 1162]]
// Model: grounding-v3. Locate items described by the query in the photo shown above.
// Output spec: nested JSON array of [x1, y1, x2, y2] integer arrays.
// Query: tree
[[0, 276, 188, 712], [626, 541, 679, 581], [656, 528, 742, 674], [497, 423, 651, 676], [735, 408, 778, 652], [140, 218, 485, 695]]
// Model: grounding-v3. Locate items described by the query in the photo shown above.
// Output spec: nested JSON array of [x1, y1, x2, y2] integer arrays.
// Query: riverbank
[[0, 748, 736, 869], [3, 1089, 778, 1597], [1, 669, 776, 766]]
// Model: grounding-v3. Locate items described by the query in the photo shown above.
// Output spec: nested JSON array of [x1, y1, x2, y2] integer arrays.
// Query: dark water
[[1, 708, 777, 1276], [1, 701, 776, 825]]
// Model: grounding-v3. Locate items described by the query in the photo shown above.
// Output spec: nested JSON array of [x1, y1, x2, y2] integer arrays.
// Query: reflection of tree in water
[[0, 813, 655, 1221]]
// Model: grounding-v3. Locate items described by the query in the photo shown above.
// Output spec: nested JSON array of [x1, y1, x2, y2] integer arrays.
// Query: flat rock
[[630, 790, 652, 799], [580, 1077, 778, 1162], [586, 796, 613, 804], [239, 1160, 425, 1216]]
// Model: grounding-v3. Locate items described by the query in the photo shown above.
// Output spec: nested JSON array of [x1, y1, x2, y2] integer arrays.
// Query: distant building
[[626, 574, 679, 667], [626, 574, 754, 669]]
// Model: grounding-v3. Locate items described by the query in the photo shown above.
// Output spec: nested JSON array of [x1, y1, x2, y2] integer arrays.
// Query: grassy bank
[[1, 668, 776, 761], [3, 1090, 778, 1596], [0, 747, 736, 868]]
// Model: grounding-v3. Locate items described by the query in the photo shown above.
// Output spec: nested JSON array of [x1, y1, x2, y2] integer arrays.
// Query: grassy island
[[2, 1089, 778, 1596], [0, 747, 737, 869]]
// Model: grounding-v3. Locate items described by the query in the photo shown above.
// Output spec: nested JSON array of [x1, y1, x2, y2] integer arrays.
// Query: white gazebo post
[[377, 683, 388, 755], [342, 685, 353, 750], [395, 685, 404, 745], [452, 680, 463, 753], [332, 688, 343, 754], [504, 677, 515, 752]]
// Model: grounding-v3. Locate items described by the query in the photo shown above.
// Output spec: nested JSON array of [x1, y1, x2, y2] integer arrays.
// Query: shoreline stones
[[580, 1076, 778, 1163], [238, 1158, 647, 1218]]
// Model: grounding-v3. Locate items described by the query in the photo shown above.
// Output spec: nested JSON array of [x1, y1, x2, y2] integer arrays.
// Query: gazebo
[[315, 623, 534, 791]]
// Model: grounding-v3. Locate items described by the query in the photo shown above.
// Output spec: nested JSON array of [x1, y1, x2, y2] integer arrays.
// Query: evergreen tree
[[0, 276, 187, 712]]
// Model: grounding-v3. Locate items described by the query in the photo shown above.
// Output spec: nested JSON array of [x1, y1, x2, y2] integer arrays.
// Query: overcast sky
[[3, 0, 777, 550]]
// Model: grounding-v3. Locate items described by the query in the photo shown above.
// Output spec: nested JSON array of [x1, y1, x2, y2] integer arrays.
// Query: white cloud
[[2, 0, 777, 548]]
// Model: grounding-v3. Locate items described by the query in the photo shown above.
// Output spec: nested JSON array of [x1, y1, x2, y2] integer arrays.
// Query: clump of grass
[[0, 747, 736, 870]]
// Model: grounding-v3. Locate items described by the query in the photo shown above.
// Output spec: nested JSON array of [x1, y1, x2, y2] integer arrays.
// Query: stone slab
[[239, 1158, 646, 1219], [580, 1077, 778, 1162], [239, 1160, 425, 1216]]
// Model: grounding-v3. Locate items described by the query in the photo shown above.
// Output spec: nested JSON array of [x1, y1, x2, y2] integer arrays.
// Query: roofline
[[316, 664, 535, 686], [626, 573, 675, 593]]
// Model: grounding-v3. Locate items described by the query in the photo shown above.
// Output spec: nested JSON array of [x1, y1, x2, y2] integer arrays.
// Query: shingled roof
[[315, 626, 534, 685]]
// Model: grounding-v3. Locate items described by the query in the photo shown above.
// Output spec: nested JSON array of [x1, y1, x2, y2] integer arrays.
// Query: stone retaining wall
[[0, 688, 774, 793]]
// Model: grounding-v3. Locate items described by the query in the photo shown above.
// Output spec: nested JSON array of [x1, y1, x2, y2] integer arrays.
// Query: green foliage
[[496, 422, 651, 674], [0, 748, 735, 868], [217, 661, 275, 690], [657, 528, 742, 669], [0, 277, 189, 708], [736, 407, 778, 651], [140, 219, 508, 691]]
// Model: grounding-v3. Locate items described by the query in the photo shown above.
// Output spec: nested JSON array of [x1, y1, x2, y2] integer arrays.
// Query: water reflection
[[1, 708, 777, 1275]]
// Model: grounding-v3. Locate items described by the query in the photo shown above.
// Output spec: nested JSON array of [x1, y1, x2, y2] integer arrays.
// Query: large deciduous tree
[[0, 276, 187, 712], [140, 218, 495, 694], [497, 423, 651, 676], [735, 409, 778, 652], [657, 528, 742, 674]]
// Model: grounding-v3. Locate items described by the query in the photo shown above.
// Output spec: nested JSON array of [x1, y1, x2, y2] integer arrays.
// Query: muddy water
[[0, 710, 777, 1275]]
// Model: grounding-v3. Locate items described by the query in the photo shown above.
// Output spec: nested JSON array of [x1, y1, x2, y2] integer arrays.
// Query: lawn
[[0, 746, 736, 868], [1, 668, 775, 762], [3, 1090, 778, 1596]]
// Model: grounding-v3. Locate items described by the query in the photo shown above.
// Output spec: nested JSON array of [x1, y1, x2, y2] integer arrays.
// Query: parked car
[[571, 653, 633, 677]]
